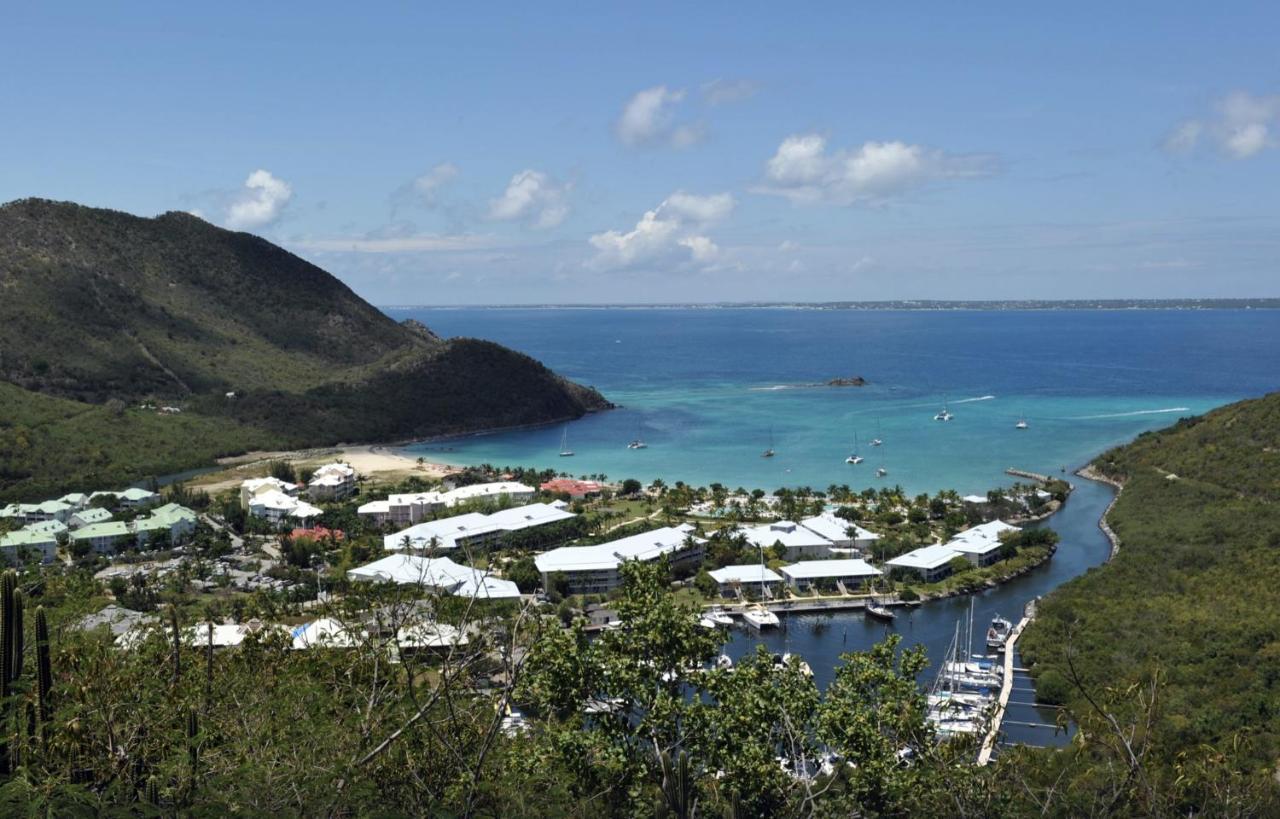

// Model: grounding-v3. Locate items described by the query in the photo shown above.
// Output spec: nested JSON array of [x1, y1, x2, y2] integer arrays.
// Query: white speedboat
[[986, 615, 1014, 650], [869, 437, 883, 447], [742, 605, 780, 630], [704, 608, 735, 627], [782, 652, 814, 677], [698, 617, 717, 629], [627, 440, 648, 449]]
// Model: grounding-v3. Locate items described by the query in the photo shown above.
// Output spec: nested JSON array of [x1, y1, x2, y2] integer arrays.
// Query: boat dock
[[977, 598, 1037, 766]]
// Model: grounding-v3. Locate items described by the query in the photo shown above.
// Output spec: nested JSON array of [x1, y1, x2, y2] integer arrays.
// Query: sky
[[2, 3, 1278, 305]]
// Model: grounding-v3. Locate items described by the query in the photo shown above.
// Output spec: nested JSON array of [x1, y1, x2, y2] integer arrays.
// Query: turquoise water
[[397, 308, 1280, 495]]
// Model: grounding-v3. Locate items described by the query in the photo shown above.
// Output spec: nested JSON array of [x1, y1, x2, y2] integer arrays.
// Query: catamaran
[[742, 604, 779, 629], [558, 425, 574, 457], [1015, 418, 1028, 430], [869, 418, 883, 447], [934, 395, 953, 422], [761, 426, 776, 458], [845, 432, 864, 464], [627, 419, 648, 449]]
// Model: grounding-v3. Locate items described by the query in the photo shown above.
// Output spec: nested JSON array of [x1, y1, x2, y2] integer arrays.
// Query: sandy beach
[[192, 444, 458, 494]]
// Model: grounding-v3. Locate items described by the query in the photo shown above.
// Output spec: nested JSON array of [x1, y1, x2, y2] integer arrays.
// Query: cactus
[[1, 571, 14, 692], [145, 775, 159, 806], [658, 749, 695, 819], [187, 708, 199, 782], [11, 588, 22, 681], [34, 606, 51, 730], [204, 621, 214, 711], [170, 606, 181, 685]]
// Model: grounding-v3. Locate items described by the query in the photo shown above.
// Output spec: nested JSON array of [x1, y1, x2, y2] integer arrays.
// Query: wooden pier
[[977, 598, 1037, 766]]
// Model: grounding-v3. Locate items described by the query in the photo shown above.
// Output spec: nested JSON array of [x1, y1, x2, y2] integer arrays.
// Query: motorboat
[[986, 614, 1014, 651], [742, 604, 780, 630], [934, 395, 953, 422], [704, 608, 735, 626], [875, 467, 888, 478], [781, 652, 814, 677]]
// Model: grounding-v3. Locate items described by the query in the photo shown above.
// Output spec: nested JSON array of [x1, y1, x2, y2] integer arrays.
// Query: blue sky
[[3, 3, 1278, 304]]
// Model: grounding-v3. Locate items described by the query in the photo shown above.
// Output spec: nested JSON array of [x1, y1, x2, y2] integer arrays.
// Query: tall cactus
[[11, 588, 22, 681], [187, 708, 199, 782], [170, 605, 181, 685], [34, 606, 51, 731], [0, 571, 14, 776], [145, 775, 159, 806]]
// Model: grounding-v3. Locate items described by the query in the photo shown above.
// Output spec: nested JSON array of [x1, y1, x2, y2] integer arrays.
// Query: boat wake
[[749, 385, 798, 391], [952, 395, 996, 404], [1071, 407, 1190, 420]]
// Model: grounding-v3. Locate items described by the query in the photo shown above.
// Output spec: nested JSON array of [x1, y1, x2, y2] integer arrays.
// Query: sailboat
[[742, 542, 780, 629], [1014, 417, 1028, 430], [761, 426, 776, 458], [845, 431, 864, 464], [875, 441, 888, 478], [869, 417, 883, 447], [627, 419, 648, 449], [934, 395, 953, 422], [558, 425, 574, 457]]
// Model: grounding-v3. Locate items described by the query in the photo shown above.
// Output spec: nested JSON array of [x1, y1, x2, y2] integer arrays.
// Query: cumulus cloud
[[411, 162, 459, 202], [702, 78, 759, 106], [615, 85, 704, 148], [754, 134, 995, 206], [587, 191, 734, 270], [224, 169, 293, 230], [487, 169, 571, 229], [1165, 91, 1280, 159]]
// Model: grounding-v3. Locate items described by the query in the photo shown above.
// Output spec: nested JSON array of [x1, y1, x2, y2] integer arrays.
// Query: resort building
[[358, 492, 444, 527], [0, 500, 74, 525], [239, 477, 299, 509], [442, 481, 536, 507], [798, 512, 882, 553], [22, 519, 68, 539], [384, 503, 576, 553], [884, 544, 965, 583], [779, 559, 882, 593], [247, 490, 323, 525], [539, 478, 605, 499], [70, 521, 133, 555], [946, 520, 1020, 567], [70, 507, 113, 529], [57, 492, 90, 510], [534, 524, 702, 596], [89, 487, 160, 510], [0, 529, 59, 564], [348, 554, 521, 599], [707, 564, 784, 598], [734, 520, 834, 560], [308, 462, 356, 500]]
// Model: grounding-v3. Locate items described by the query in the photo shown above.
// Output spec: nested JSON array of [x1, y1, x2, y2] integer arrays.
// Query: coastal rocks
[[825, 376, 867, 387]]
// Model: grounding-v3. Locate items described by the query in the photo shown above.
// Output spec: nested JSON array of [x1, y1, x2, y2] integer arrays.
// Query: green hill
[[1020, 391, 1280, 797], [0, 198, 609, 499]]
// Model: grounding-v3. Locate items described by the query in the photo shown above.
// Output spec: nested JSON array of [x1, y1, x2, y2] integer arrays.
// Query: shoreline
[[1074, 464, 1123, 560]]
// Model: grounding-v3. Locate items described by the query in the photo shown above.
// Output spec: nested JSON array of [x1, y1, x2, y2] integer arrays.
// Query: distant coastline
[[383, 298, 1280, 311]]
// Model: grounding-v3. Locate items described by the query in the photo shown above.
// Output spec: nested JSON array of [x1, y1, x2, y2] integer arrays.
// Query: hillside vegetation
[[1020, 391, 1280, 803], [0, 199, 608, 499]]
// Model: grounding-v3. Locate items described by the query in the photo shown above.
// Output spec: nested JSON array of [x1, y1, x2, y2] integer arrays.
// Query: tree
[[506, 556, 540, 593]]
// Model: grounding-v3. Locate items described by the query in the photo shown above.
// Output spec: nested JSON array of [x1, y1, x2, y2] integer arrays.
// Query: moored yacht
[[986, 614, 1014, 650], [704, 608, 735, 626], [845, 431, 864, 464], [742, 604, 780, 630], [1015, 418, 1028, 429], [558, 425, 574, 457]]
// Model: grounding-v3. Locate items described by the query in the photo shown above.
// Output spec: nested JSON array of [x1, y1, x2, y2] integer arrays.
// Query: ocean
[[395, 308, 1280, 495]]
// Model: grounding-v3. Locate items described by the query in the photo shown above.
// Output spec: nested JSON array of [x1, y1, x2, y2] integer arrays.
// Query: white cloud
[[702, 78, 759, 106], [587, 191, 733, 270], [1165, 91, 1280, 159], [778, 240, 800, 252], [663, 191, 735, 223], [754, 134, 995, 206], [225, 169, 293, 230], [615, 85, 703, 148], [412, 162, 459, 200], [487, 169, 571, 229]]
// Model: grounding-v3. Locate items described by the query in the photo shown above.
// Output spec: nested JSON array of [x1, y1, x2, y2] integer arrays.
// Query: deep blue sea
[[395, 308, 1280, 496], [392, 307, 1280, 748]]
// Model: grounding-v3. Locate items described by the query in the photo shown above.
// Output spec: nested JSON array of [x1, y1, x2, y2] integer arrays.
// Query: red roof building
[[540, 478, 605, 499], [290, 526, 346, 542]]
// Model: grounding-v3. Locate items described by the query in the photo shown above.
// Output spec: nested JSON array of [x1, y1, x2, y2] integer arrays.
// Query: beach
[[190, 444, 458, 494]]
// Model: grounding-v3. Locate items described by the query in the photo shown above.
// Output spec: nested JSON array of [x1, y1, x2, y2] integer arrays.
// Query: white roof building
[[735, 520, 834, 559], [291, 618, 363, 649], [441, 481, 536, 506], [348, 554, 521, 599], [779, 559, 881, 583], [708, 564, 784, 586], [240, 477, 299, 509], [884, 543, 965, 582], [384, 503, 575, 552], [946, 520, 1020, 565], [535, 524, 696, 576], [798, 513, 881, 548], [961, 494, 989, 505], [248, 490, 323, 523]]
